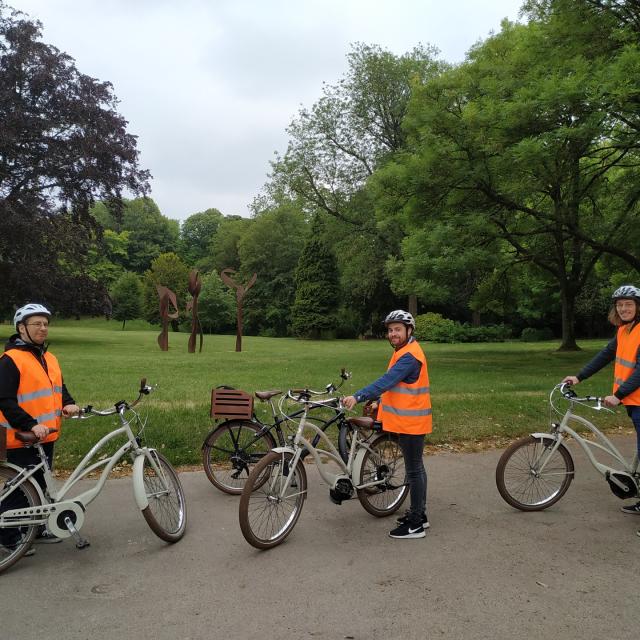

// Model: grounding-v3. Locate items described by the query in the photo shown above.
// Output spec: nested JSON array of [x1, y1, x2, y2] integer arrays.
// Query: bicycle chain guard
[[606, 471, 639, 500]]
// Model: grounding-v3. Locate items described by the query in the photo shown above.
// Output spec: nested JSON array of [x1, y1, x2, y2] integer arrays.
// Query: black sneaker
[[389, 522, 425, 539], [621, 501, 640, 515], [396, 512, 430, 529]]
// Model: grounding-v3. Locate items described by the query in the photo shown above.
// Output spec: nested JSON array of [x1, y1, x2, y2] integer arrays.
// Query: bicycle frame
[[0, 403, 166, 533], [532, 396, 639, 487], [271, 404, 385, 498]]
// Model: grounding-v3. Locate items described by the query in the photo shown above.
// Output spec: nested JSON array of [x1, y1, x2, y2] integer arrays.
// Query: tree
[[0, 3, 149, 315], [238, 203, 307, 336], [94, 197, 180, 273], [197, 272, 235, 334], [180, 208, 223, 267], [291, 217, 340, 338], [373, 9, 640, 349], [204, 215, 253, 273], [110, 271, 143, 329]]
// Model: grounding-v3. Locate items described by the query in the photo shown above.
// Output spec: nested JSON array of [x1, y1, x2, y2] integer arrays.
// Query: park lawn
[[0, 320, 627, 469]]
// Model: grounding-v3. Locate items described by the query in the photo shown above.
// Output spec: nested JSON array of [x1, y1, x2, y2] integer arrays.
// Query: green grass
[[0, 320, 627, 469]]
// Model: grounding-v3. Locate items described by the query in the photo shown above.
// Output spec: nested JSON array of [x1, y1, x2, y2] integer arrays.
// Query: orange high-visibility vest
[[614, 323, 640, 406], [0, 349, 63, 448], [377, 339, 432, 435]]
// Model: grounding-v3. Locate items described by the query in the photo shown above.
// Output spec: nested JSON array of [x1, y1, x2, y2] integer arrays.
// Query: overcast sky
[[10, 0, 524, 222]]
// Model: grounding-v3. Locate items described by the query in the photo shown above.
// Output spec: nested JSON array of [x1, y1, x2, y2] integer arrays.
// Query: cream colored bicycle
[[0, 379, 186, 574]]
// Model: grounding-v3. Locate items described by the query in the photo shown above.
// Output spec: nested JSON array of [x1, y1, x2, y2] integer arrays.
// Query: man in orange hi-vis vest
[[563, 285, 640, 529], [0, 303, 79, 553], [344, 310, 432, 539]]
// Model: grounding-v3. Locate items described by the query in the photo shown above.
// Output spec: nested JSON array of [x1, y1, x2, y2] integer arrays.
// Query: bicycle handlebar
[[77, 378, 155, 418], [555, 382, 609, 411], [289, 369, 351, 397]]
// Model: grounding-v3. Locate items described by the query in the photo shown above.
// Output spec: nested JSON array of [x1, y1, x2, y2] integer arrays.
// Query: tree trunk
[[408, 294, 418, 317], [558, 287, 580, 351]]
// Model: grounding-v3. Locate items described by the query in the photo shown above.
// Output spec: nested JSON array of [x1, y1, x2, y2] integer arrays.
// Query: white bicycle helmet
[[383, 309, 416, 329], [611, 285, 640, 302], [13, 303, 52, 329]]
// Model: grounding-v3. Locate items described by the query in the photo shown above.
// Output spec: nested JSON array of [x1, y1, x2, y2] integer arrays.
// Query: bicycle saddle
[[255, 390, 282, 401]]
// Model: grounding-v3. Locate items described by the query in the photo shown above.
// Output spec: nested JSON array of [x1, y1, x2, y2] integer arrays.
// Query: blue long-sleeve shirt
[[353, 339, 422, 403]]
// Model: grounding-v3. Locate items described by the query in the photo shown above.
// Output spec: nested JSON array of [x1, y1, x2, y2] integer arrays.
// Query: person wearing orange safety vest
[[562, 285, 640, 526], [0, 303, 79, 551], [344, 310, 432, 539]]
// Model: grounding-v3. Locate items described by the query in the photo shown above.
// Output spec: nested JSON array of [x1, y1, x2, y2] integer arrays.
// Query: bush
[[414, 312, 511, 343], [520, 327, 554, 342]]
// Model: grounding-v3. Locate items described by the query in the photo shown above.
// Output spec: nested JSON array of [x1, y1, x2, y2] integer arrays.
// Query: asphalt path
[[2, 435, 638, 640]]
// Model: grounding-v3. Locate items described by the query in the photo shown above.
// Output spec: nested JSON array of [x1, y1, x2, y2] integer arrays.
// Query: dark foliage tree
[[291, 216, 340, 338], [0, 3, 149, 317], [110, 271, 143, 329]]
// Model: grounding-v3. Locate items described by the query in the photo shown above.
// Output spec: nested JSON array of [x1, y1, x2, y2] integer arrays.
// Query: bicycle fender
[[0, 461, 47, 504], [132, 454, 149, 511], [271, 446, 296, 455], [531, 433, 557, 441], [351, 446, 368, 486]]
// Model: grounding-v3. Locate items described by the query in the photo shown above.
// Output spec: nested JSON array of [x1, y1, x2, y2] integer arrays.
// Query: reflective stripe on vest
[[613, 323, 640, 406], [378, 339, 432, 435], [0, 349, 63, 448]]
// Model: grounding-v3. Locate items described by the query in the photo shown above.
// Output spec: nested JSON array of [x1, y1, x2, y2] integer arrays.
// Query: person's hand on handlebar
[[603, 395, 621, 408], [562, 376, 579, 386], [62, 403, 81, 418], [342, 395, 357, 410]]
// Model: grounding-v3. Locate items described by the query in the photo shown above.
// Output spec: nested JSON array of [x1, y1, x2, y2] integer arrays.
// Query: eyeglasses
[[615, 301, 636, 309], [25, 322, 49, 329]]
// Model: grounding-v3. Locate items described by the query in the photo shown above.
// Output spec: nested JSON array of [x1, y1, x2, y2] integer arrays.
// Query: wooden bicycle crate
[[211, 387, 254, 420]]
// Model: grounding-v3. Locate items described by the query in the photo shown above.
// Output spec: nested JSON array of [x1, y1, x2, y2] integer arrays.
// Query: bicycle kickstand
[[63, 515, 91, 549]]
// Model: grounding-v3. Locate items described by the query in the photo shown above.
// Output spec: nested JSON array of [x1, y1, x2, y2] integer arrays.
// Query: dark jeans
[[0, 443, 53, 545], [397, 433, 427, 526], [626, 405, 640, 460]]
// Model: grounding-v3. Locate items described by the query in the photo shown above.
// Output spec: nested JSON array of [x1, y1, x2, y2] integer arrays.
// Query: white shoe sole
[[389, 531, 426, 539]]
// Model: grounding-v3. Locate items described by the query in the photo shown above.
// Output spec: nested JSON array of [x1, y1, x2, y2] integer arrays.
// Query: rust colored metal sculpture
[[156, 284, 179, 351], [220, 268, 257, 352], [186, 270, 203, 353]]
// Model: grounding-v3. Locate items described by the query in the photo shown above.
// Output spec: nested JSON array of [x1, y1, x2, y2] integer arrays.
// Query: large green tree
[[374, 5, 640, 349], [0, 3, 149, 316], [179, 208, 223, 267], [291, 216, 340, 338], [110, 271, 143, 329]]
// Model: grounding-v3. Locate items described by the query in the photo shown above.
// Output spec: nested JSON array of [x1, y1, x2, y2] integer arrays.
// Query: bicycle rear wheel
[[357, 433, 409, 517], [496, 435, 574, 511], [239, 450, 307, 549], [140, 451, 187, 542], [0, 466, 41, 574], [202, 420, 276, 494]]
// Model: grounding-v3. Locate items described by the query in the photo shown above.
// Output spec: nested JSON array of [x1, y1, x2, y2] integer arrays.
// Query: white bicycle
[[496, 383, 639, 510], [0, 379, 187, 574], [239, 392, 409, 549]]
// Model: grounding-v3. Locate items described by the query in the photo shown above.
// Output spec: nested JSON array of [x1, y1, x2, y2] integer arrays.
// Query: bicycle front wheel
[[357, 433, 409, 517], [202, 420, 276, 494], [140, 451, 187, 542], [496, 435, 574, 511], [239, 450, 307, 549], [0, 466, 41, 574]]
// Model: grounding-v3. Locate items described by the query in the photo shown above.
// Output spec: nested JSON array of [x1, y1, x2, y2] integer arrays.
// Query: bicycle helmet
[[13, 303, 51, 329], [611, 285, 640, 302], [383, 309, 416, 330]]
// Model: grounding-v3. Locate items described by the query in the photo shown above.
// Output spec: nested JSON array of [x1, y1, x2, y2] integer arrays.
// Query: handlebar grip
[[140, 378, 148, 394]]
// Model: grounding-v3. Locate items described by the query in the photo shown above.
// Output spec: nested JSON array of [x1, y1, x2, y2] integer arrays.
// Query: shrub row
[[414, 313, 512, 343]]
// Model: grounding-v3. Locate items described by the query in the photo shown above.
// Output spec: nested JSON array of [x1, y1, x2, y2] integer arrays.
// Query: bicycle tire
[[140, 451, 187, 542], [202, 420, 277, 494], [496, 435, 574, 511], [239, 450, 307, 549], [0, 465, 41, 574], [357, 432, 409, 517]]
